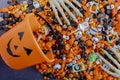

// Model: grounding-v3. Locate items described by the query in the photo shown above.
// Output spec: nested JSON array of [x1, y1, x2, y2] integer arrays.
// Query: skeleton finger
[[102, 49, 120, 69], [53, 0, 70, 25], [58, 0, 78, 22], [49, 0, 63, 25], [64, 0, 83, 17], [72, 0, 81, 7], [96, 53, 120, 74], [109, 47, 120, 62], [101, 65, 120, 78]]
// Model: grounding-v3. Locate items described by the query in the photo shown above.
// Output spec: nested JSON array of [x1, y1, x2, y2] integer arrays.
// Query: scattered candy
[[106, 4, 114, 9], [76, 31, 82, 39], [78, 21, 89, 32], [102, 64, 110, 71], [89, 1, 99, 14], [97, 24, 103, 31], [63, 35, 70, 40], [75, 54, 81, 60], [107, 31, 119, 43], [0, 17, 4, 22], [72, 62, 85, 72], [96, 58, 102, 64], [92, 37, 99, 43], [89, 27, 98, 35], [89, 52, 98, 63], [53, 63, 61, 70], [0, 0, 120, 79], [33, 1, 40, 9]]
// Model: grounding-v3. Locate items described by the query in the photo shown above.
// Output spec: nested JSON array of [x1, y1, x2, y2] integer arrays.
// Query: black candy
[[28, 0, 33, 5], [52, 18, 59, 24], [3, 12, 9, 18], [2, 20, 8, 25], [116, 40, 120, 45], [80, 50, 88, 61], [36, 6, 44, 13], [26, 8, 32, 13]]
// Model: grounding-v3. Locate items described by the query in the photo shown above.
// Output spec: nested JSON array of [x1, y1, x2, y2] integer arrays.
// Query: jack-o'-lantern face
[[0, 13, 54, 70], [6, 32, 33, 57]]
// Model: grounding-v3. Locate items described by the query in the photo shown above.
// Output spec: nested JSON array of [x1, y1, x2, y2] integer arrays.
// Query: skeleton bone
[[49, 0, 83, 25], [96, 47, 120, 78]]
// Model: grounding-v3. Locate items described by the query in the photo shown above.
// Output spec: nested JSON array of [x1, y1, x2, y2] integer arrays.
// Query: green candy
[[89, 53, 98, 62], [49, 37, 53, 41], [42, 25, 46, 31]]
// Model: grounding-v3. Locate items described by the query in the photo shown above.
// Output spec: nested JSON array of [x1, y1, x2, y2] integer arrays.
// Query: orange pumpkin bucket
[[0, 13, 54, 70]]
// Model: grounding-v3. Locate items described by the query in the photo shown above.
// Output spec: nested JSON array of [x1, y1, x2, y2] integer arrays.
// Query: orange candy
[[1, 8, 8, 12], [112, 8, 118, 17], [65, 44, 71, 51], [115, 23, 120, 36], [40, 64, 48, 70], [8, 5, 14, 11], [86, 40, 93, 47], [14, 13, 20, 18], [55, 25, 62, 32], [116, 14, 120, 22]]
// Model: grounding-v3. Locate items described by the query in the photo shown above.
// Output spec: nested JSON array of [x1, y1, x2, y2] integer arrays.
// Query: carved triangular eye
[[23, 47, 32, 56], [18, 32, 24, 41], [14, 45, 18, 50]]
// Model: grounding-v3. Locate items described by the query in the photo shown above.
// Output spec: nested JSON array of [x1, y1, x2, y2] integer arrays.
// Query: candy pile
[[0, 0, 120, 80]]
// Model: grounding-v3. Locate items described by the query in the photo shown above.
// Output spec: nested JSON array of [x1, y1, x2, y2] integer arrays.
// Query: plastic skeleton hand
[[96, 47, 120, 78], [49, 0, 83, 25]]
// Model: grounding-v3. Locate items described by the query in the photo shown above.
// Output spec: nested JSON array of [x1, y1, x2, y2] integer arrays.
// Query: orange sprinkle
[[65, 44, 71, 51], [40, 64, 48, 70], [8, 5, 14, 11], [86, 40, 93, 47], [14, 13, 20, 18]]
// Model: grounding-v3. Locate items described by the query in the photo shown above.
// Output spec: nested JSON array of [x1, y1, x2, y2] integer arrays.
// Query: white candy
[[117, 6, 120, 10], [98, 36, 103, 40], [63, 35, 70, 40], [74, 41, 78, 45], [33, 1, 40, 9], [96, 58, 102, 64], [78, 21, 89, 32], [72, 60, 76, 64], [106, 4, 114, 9], [90, 28, 98, 35], [108, 26, 112, 31], [113, 45, 119, 52], [76, 31, 82, 39], [110, 4, 114, 9], [63, 56, 66, 60], [78, 24, 84, 31], [0, 17, 3, 22], [73, 64, 80, 70], [102, 64, 110, 70], [37, 35, 42, 42], [98, 24, 103, 31], [63, 25, 67, 29], [75, 55, 81, 60], [86, 30, 90, 35], [90, 71, 93, 75], [45, 27, 50, 35], [72, 62, 85, 72], [107, 32, 119, 43], [89, 1, 99, 14], [67, 63, 72, 66], [54, 64, 61, 70], [85, 17, 90, 22], [92, 37, 99, 43]]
